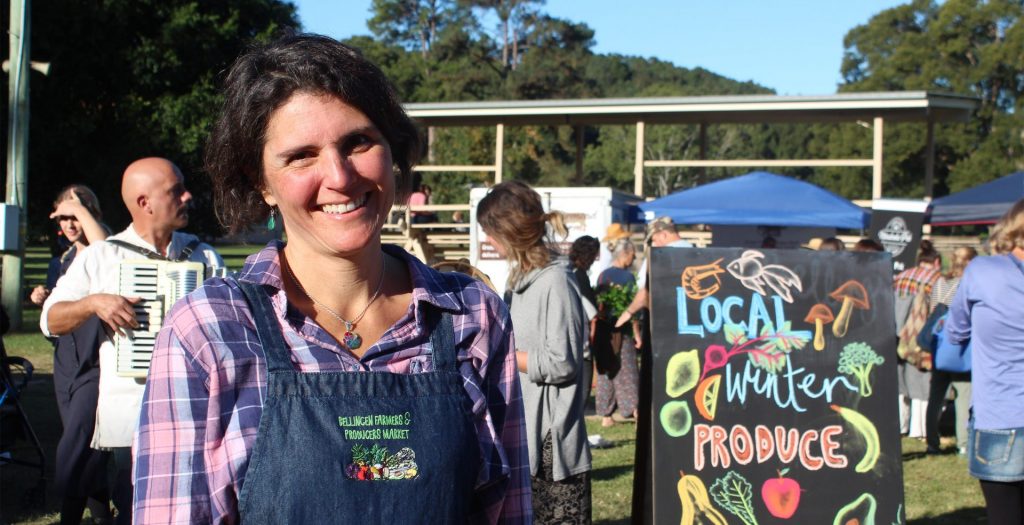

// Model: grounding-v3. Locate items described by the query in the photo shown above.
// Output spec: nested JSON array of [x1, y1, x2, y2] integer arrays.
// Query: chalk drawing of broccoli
[[837, 342, 885, 397]]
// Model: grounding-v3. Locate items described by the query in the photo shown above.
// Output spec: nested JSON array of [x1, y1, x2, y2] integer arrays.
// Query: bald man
[[41, 158, 224, 525]]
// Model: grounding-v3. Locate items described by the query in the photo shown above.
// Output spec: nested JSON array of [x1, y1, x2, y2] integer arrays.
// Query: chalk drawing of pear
[[726, 250, 803, 303]]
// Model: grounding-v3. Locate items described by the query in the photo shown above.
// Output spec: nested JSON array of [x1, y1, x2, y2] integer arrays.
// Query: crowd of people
[[20, 32, 1024, 525]]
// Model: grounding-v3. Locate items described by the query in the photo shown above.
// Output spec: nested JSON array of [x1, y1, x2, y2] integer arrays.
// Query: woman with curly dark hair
[[133, 34, 530, 524]]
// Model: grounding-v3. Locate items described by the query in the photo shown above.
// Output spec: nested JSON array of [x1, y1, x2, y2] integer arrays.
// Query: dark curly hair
[[569, 235, 600, 270], [205, 33, 422, 233], [916, 239, 941, 265]]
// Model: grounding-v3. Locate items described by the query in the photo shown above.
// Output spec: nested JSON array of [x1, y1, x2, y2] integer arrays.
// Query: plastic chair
[[0, 333, 47, 510]]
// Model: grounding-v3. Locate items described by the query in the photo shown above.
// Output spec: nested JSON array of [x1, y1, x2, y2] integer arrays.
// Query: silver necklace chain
[[284, 256, 386, 333]]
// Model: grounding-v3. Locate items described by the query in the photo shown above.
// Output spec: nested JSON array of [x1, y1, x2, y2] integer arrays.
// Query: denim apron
[[236, 282, 480, 523]]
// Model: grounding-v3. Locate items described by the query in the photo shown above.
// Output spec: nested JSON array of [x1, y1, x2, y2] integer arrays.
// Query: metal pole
[[3, 0, 30, 330]]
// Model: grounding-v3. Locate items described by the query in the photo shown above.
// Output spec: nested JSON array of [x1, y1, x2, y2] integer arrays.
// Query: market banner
[[642, 247, 904, 524], [870, 199, 928, 273]]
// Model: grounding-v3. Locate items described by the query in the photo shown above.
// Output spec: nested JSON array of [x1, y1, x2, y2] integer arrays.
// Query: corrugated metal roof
[[405, 91, 978, 126]]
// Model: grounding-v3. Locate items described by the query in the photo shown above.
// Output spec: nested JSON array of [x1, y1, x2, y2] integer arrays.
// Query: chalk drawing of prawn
[[726, 250, 803, 303], [681, 258, 725, 300]]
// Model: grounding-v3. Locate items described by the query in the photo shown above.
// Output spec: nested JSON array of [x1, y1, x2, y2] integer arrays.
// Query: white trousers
[[899, 394, 929, 438]]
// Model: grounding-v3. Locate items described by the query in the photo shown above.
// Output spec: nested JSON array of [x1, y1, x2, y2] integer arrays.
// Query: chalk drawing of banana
[[831, 404, 880, 473]]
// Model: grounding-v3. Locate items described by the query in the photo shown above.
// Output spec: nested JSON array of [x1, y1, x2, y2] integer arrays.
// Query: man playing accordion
[[41, 157, 224, 524]]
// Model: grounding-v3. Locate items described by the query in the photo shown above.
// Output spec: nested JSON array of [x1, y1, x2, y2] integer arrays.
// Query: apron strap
[[237, 280, 294, 373], [426, 306, 457, 373]]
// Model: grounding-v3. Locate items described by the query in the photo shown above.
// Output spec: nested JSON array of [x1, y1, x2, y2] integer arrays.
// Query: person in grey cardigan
[[478, 181, 592, 524]]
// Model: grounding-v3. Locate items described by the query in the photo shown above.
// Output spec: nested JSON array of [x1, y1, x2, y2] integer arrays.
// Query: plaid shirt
[[133, 242, 531, 524], [893, 265, 940, 297]]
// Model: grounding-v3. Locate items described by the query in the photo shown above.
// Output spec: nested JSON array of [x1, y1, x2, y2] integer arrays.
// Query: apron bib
[[237, 282, 479, 524]]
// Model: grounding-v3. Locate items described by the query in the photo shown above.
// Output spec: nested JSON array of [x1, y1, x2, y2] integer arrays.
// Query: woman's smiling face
[[261, 92, 395, 258]]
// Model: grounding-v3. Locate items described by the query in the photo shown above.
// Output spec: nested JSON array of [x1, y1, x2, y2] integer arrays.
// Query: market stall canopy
[[928, 172, 1024, 226], [638, 171, 869, 229]]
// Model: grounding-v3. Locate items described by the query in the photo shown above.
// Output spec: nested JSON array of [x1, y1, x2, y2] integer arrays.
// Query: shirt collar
[[236, 241, 461, 313]]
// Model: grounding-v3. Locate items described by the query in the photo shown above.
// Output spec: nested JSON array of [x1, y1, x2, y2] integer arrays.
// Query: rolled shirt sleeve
[[40, 245, 96, 337]]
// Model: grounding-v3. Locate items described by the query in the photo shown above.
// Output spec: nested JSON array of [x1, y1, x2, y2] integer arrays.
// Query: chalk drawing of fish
[[725, 250, 803, 303]]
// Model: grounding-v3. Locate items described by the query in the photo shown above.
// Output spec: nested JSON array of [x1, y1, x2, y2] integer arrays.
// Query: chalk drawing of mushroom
[[725, 250, 803, 303], [830, 281, 870, 337], [804, 304, 835, 351]]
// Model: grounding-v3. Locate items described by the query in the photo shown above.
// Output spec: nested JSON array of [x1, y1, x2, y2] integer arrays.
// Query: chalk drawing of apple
[[761, 468, 801, 519]]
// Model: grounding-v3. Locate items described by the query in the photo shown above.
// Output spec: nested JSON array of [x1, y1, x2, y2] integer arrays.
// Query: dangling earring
[[267, 207, 277, 231]]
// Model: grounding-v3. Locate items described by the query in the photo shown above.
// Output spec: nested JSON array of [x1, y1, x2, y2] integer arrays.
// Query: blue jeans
[[969, 419, 1024, 482]]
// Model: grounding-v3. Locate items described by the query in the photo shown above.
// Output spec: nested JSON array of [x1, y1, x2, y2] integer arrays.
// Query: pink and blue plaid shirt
[[133, 242, 531, 524]]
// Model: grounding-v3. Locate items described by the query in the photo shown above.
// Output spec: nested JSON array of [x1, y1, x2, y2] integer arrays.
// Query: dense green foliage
[[838, 0, 1024, 196], [5, 1, 299, 240], [6, 0, 1023, 242]]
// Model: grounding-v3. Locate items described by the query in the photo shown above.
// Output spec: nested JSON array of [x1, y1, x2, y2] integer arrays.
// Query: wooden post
[[575, 125, 584, 183], [494, 123, 504, 184], [924, 118, 935, 199], [634, 121, 645, 196], [427, 126, 435, 163], [698, 121, 707, 182], [872, 116, 884, 199]]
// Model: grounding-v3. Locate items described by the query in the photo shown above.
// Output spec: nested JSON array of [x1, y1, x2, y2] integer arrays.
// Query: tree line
[[4, 0, 1022, 240]]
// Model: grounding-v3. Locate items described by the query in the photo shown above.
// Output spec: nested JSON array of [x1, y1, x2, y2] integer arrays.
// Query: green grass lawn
[[1, 310, 988, 524], [211, 243, 264, 271]]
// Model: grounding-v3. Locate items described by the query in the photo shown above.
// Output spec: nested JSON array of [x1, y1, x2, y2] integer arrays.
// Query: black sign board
[[643, 247, 904, 525], [869, 206, 925, 273]]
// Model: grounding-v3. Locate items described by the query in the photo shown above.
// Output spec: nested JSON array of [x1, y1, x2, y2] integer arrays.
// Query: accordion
[[113, 259, 207, 377]]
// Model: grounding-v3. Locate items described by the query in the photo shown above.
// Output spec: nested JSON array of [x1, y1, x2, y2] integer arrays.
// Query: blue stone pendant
[[343, 330, 362, 350]]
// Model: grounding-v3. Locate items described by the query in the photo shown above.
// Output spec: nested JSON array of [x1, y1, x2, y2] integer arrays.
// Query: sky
[[294, 0, 908, 96]]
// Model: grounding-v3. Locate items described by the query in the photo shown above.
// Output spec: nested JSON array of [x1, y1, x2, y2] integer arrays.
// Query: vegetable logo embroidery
[[345, 444, 418, 481]]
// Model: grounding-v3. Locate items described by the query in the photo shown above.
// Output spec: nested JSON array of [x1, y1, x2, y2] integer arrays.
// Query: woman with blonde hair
[[31, 185, 107, 306], [924, 245, 977, 455], [946, 198, 1024, 525], [35, 184, 113, 525], [478, 180, 592, 524]]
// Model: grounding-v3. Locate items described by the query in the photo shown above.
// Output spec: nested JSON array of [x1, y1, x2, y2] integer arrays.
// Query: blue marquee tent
[[638, 171, 868, 229], [928, 172, 1024, 226]]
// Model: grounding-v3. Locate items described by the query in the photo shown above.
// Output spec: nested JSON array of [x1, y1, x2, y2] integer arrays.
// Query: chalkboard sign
[[645, 247, 904, 524]]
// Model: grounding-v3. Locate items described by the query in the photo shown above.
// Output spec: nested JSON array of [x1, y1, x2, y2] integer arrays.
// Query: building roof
[[405, 91, 978, 127]]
